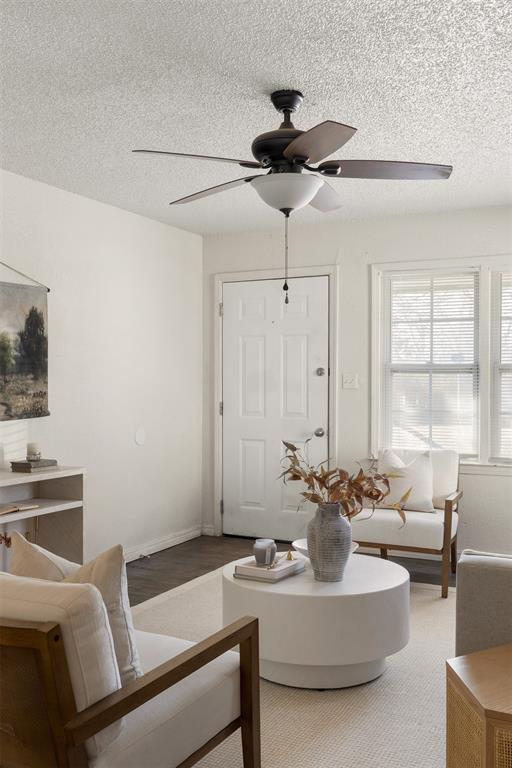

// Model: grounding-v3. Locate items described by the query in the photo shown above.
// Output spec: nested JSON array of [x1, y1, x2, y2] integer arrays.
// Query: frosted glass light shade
[[251, 173, 323, 211]]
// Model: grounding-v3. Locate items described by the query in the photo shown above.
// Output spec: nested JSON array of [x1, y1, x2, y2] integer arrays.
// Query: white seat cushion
[[92, 630, 240, 768], [351, 507, 458, 551]]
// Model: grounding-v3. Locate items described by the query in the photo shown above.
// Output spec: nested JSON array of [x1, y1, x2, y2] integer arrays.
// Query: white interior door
[[222, 276, 329, 540]]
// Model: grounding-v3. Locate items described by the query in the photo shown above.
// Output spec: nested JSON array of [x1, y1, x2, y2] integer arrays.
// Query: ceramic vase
[[307, 503, 352, 582]]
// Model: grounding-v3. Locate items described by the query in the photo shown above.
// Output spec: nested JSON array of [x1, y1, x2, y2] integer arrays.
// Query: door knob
[[315, 367, 326, 376], [314, 427, 325, 437]]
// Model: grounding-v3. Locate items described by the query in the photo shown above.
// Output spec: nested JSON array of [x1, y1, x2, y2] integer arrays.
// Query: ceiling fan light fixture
[[251, 173, 323, 211]]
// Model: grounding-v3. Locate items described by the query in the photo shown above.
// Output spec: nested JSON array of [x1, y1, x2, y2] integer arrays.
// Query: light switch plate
[[342, 373, 359, 389]]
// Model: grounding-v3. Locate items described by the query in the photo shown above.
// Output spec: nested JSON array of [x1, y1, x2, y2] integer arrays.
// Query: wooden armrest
[[65, 615, 258, 747], [0, 618, 60, 643], [444, 489, 463, 513]]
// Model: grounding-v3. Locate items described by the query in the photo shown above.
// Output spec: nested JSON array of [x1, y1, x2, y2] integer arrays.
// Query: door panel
[[240, 439, 265, 508], [240, 335, 265, 417], [281, 335, 308, 418], [222, 276, 329, 540]]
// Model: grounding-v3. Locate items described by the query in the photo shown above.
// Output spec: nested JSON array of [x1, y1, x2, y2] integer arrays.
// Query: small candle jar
[[26, 442, 41, 461], [253, 538, 277, 566]]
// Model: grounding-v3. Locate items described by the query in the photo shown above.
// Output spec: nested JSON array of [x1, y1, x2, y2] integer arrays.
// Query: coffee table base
[[260, 657, 387, 689]]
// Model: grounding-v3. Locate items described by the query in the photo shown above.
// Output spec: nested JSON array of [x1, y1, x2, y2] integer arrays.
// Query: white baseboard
[[125, 530, 456, 563], [123, 526, 202, 563], [201, 524, 221, 536]]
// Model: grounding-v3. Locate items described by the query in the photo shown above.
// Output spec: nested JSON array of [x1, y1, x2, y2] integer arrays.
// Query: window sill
[[460, 462, 512, 477]]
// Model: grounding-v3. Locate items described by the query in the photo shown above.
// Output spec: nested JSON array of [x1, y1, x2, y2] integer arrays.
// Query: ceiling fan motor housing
[[251, 128, 304, 168], [251, 90, 307, 168]]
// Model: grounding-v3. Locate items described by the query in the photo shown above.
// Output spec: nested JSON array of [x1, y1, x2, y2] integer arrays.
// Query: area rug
[[132, 569, 455, 768]]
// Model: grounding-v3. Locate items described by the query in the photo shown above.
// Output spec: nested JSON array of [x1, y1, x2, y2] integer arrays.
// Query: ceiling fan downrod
[[271, 89, 303, 131]]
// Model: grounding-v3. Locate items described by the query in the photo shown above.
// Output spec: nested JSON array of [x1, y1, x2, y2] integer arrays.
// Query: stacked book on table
[[234, 555, 305, 583], [10, 459, 58, 473]]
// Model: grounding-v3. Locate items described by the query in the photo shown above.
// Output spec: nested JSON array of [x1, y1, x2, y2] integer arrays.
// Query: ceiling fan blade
[[133, 149, 261, 170], [309, 180, 343, 212], [318, 159, 452, 180], [283, 121, 357, 164], [169, 175, 258, 205]]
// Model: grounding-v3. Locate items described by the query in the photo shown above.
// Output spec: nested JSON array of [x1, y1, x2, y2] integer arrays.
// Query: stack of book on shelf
[[234, 555, 305, 583], [10, 459, 58, 473]]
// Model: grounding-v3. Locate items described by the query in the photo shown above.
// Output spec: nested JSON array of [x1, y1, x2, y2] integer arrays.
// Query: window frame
[[490, 270, 512, 463], [371, 255, 512, 467]]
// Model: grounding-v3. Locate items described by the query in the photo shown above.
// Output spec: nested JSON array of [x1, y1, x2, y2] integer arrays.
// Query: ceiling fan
[[133, 89, 452, 214]]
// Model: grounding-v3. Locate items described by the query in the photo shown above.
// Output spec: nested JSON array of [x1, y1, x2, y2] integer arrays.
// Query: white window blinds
[[491, 271, 512, 461], [383, 271, 479, 457]]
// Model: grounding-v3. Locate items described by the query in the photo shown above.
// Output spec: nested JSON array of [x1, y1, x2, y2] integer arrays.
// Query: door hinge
[[219, 401, 223, 416], [218, 302, 223, 317], [220, 499, 224, 516]]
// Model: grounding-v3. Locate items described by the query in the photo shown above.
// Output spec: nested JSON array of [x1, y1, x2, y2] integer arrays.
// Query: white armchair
[[0, 573, 260, 768], [351, 449, 462, 597]]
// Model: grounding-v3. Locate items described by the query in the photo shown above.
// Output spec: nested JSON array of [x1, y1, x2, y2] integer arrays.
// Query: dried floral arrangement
[[280, 441, 410, 523]]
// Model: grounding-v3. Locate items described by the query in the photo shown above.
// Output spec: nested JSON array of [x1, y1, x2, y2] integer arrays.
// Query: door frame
[[213, 265, 340, 536]]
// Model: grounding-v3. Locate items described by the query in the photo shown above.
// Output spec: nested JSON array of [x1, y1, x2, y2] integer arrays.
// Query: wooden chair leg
[[451, 538, 457, 574], [441, 547, 450, 598], [380, 548, 388, 559], [240, 621, 261, 768]]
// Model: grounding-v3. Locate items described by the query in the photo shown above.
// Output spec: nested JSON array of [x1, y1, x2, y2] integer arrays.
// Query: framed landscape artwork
[[0, 282, 49, 420]]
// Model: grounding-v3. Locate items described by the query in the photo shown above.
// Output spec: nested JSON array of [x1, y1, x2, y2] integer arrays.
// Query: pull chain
[[283, 212, 289, 304]]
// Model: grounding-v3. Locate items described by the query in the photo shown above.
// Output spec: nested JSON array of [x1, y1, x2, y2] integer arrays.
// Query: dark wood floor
[[127, 535, 455, 605]]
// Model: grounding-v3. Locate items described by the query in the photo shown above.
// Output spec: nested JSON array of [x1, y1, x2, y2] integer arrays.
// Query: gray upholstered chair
[[455, 549, 512, 656]]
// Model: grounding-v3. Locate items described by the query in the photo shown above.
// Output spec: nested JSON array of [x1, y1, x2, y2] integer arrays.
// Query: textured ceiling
[[1, 0, 511, 235]]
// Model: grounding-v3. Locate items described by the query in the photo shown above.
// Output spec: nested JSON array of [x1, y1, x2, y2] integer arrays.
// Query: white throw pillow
[[0, 571, 122, 758], [10, 533, 142, 685], [9, 534, 78, 579], [378, 449, 435, 512]]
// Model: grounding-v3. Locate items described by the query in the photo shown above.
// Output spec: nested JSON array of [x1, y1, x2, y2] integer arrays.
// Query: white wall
[[203, 206, 512, 554], [0, 170, 203, 560]]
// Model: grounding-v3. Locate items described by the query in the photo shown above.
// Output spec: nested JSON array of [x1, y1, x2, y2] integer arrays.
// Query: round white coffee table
[[222, 554, 410, 689]]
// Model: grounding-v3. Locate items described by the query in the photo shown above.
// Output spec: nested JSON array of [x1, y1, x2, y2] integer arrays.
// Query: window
[[491, 272, 512, 462], [383, 271, 479, 458], [373, 258, 512, 465]]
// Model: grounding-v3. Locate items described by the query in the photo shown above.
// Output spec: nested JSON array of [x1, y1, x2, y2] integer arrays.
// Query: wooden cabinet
[[447, 644, 512, 768], [0, 467, 84, 569]]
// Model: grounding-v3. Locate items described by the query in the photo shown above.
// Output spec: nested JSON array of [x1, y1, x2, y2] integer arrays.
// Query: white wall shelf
[[0, 466, 85, 487], [0, 498, 83, 525], [0, 466, 85, 569]]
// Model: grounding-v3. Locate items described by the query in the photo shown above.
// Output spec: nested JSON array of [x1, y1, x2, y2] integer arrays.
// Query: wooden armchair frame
[[0, 615, 260, 768], [356, 489, 463, 598]]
